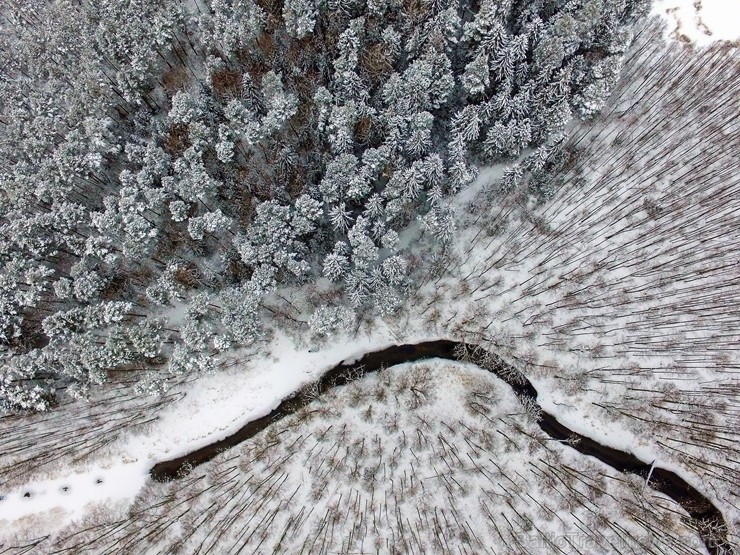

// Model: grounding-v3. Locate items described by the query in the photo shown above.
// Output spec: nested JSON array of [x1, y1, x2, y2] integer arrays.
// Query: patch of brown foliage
[[100, 273, 128, 300], [161, 65, 190, 96], [211, 68, 242, 98], [163, 124, 190, 156], [403, 0, 430, 25], [227, 254, 252, 282], [355, 115, 379, 146], [360, 43, 393, 85], [173, 261, 201, 289]]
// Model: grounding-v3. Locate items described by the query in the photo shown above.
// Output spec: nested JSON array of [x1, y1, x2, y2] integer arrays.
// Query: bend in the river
[[150, 340, 729, 554]]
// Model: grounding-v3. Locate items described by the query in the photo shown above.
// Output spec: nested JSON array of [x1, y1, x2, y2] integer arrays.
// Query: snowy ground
[[0, 321, 436, 537], [653, 0, 740, 45], [0, 462, 148, 526], [22, 361, 712, 554]]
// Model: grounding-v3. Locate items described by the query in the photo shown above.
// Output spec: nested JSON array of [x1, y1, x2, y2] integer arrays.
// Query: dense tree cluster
[[0, 0, 650, 411]]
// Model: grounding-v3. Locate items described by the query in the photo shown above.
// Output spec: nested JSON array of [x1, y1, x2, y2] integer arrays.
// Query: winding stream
[[150, 340, 729, 554]]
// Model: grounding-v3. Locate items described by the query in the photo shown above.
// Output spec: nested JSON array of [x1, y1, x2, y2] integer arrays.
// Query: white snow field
[[653, 0, 740, 45]]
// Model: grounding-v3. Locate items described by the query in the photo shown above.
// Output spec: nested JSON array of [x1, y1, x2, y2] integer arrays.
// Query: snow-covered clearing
[[653, 0, 740, 45], [0, 462, 148, 528]]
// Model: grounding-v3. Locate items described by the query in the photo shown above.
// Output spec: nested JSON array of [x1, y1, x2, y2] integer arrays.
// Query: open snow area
[[653, 0, 740, 45], [0, 462, 149, 527]]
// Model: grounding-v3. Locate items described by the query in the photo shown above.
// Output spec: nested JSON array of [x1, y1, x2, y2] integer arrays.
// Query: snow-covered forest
[[0, 0, 651, 408], [1, 0, 739, 553]]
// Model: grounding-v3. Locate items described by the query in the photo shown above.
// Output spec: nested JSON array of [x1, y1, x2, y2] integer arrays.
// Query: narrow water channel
[[150, 340, 729, 554]]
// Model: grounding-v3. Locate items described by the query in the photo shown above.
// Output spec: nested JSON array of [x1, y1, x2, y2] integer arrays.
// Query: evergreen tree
[[283, 0, 318, 39]]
